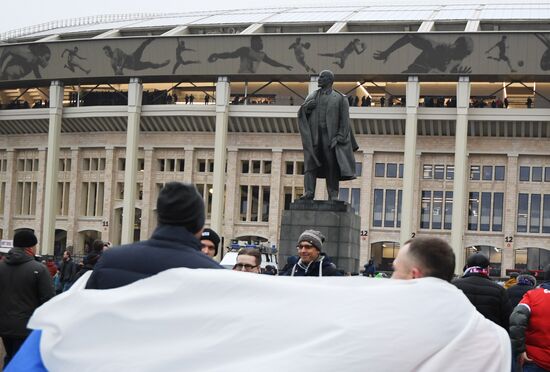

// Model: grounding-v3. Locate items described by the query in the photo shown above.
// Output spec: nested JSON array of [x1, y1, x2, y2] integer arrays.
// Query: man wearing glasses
[[233, 248, 261, 274], [283, 230, 341, 277]]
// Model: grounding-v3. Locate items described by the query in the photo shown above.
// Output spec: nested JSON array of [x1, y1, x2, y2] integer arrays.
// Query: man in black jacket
[[59, 249, 77, 292], [86, 182, 222, 290], [283, 229, 341, 277], [453, 253, 512, 330], [0, 230, 55, 365]]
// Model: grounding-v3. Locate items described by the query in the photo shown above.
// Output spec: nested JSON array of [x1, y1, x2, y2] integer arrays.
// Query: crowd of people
[[0, 93, 538, 110], [0, 181, 548, 371]]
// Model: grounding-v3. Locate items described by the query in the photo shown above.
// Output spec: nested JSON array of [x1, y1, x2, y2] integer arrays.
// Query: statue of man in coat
[[298, 70, 358, 200]]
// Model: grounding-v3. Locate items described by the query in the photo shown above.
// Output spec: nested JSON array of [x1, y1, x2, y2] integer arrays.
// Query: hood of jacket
[[5, 247, 34, 265]]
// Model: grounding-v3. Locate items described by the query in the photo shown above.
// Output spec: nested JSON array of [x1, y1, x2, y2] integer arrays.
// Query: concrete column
[[268, 149, 283, 242], [451, 76, 471, 275], [2, 149, 15, 238], [502, 154, 519, 275], [66, 147, 80, 249], [101, 146, 115, 244], [121, 78, 143, 244], [400, 76, 420, 245], [211, 77, 230, 240], [183, 147, 194, 184], [35, 147, 47, 250], [222, 148, 239, 249], [41, 81, 64, 255], [359, 151, 374, 264], [140, 147, 154, 240]]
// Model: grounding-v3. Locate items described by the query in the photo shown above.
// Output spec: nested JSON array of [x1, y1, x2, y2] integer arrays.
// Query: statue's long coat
[[298, 89, 358, 180]]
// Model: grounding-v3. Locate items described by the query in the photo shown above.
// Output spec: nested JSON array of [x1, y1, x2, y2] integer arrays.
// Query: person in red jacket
[[510, 264, 550, 372]]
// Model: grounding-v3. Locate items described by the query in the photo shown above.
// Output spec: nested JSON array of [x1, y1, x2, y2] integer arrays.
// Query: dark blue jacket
[[284, 254, 342, 277], [86, 224, 223, 290]]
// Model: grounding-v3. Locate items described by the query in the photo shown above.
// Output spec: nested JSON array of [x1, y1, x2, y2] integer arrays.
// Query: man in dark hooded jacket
[[283, 229, 341, 277], [86, 182, 222, 290], [507, 273, 537, 309], [453, 253, 512, 330], [0, 230, 54, 365]]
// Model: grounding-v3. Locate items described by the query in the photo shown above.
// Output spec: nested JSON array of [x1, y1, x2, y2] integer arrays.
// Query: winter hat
[[200, 228, 220, 256], [517, 274, 536, 287], [13, 230, 38, 248], [298, 230, 325, 251], [157, 182, 205, 234], [466, 253, 490, 268]]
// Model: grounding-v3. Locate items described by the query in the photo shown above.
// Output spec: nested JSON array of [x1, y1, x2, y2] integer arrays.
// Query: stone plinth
[[279, 200, 361, 273]]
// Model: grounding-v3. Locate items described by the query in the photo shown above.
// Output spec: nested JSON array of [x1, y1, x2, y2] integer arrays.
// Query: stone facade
[[1, 101, 550, 275]]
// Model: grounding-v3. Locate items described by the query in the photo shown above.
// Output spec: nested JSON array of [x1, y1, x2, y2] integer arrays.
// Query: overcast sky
[[0, 0, 535, 34]]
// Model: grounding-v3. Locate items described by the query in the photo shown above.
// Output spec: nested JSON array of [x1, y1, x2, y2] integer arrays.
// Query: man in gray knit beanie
[[282, 229, 341, 277]]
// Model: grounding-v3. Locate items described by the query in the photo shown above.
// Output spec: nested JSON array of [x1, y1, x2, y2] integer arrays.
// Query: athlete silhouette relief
[[289, 37, 316, 73], [318, 38, 366, 69], [208, 35, 293, 73], [61, 46, 91, 74], [172, 39, 200, 74], [0, 44, 51, 80], [373, 35, 474, 74], [485, 36, 516, 72], [535, 33, 550, 71], [102, 39, 169, 76]]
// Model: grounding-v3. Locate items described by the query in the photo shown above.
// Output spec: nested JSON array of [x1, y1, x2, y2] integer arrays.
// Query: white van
[[0, 239, 13, 255], [220, 243, 278, 271]]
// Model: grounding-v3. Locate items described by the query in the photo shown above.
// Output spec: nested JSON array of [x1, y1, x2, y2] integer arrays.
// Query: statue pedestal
[[279, 200, 361, 273]]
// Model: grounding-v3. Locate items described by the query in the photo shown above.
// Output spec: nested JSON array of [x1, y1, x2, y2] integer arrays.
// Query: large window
[[373, 189, 403, 228], [80, 182, 104, 217], [339, 188, 361, 215], [239, 185, 270, 222], [517, 193, 550, 234], [15, 182, 38, 216], [468, 192, 504, 232], [421, 190, 453, 230]]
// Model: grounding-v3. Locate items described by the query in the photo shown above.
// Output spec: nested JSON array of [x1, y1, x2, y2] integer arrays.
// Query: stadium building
[[1, 1, 550, 274]]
